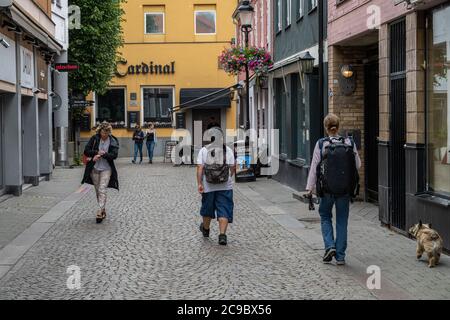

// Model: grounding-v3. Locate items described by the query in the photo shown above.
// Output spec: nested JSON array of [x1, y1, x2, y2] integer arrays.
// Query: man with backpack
[[306, 113, 361, 265], [197, 126, 236, 246]]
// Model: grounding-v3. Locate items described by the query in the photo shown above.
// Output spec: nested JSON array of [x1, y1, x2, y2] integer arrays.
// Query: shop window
[[195, 11, 216, 34], [143, 88, 173, 123], [96, 88, 126, 127], [427, 4, 450, 196], [145, 12, 164, 34]]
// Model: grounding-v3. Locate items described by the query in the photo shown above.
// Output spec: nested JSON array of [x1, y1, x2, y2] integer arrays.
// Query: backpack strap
[[319, 137, 331, 160], [348, 136, 355, 150]]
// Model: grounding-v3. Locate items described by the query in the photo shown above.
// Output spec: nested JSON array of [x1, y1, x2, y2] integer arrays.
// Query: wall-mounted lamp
[[297, 51, 315, 90], [339, 64, 356, 95], [299, 51, 315, 74], [341, 65, 354, 78]]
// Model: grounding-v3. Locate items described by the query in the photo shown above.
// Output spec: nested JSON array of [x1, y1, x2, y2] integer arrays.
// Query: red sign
[[54, 63, 79, 72]]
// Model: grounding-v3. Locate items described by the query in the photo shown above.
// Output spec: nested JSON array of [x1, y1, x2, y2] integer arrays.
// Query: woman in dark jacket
[[82, 122, 119, 223]]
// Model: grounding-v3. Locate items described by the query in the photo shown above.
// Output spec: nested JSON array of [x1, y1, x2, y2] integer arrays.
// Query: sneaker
[[218, 234, 227, 246], [323, 248, 336, 264], [199, 223, 209, 238], [132, 160, 136, 164], [336, 260, 346, 266]]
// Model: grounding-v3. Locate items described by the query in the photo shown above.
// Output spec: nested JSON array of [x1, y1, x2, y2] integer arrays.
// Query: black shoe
[[132, 160, 136, 164], [323, 248, 336, 264], [199, 223, 209, 238], [218, 234, 227, 246], [150, 160, 153, 164]]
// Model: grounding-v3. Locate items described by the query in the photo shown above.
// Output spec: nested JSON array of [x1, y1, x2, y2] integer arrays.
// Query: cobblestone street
[[0, 160, 449, 300]]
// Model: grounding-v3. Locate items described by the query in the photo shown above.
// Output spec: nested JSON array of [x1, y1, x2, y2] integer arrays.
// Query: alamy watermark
[[366, 265, 381, 290], [170, 125, 280, 176], [68, 5, 81, 30], [66, 265, 81, 290], [366, 5, 381, 30]]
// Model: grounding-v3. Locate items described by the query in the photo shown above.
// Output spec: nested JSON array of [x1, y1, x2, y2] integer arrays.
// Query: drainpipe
[[318, 0, 324, 137]]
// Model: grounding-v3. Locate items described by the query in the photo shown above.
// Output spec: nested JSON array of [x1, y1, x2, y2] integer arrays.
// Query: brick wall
[[406, 11, 426, 145], [379, 24, 389, 142]]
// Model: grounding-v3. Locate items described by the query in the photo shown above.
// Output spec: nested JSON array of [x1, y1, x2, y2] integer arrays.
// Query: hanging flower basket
[[219, 46, 274, 78]]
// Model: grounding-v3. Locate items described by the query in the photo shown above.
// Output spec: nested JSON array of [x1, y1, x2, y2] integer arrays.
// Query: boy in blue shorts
[[196, 127, 236, 245]]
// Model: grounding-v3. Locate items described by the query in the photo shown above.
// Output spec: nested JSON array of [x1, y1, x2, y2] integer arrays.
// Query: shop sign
[[115, 59, 175, 77], [70, 100, 94, 108], [54, 63, 79, 72]]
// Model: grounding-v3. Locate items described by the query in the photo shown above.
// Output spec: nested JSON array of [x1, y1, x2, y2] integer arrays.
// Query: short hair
[[324, 113, 340, 133], [96, 122, 112, 134]]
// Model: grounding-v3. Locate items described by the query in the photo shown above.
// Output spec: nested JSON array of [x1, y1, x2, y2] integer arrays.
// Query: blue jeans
[[146, 141, 155, 161], [318, 194, 350, 261], [133, 143, 143, 162]]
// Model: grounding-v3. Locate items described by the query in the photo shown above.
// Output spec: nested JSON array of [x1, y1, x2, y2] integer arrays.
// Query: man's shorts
[[200, 190, 234, 223]]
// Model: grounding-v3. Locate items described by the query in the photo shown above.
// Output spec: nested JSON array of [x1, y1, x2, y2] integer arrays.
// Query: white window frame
[[141, 86, 175, 125], [277, 0, 282, 32], [310, 0, 318, 11], [298, 0, 304, 18], [95, 87, 127, 127], [144, 12, 165, 35], [286, 0, 292, 27], [194, 10, 217, 35]]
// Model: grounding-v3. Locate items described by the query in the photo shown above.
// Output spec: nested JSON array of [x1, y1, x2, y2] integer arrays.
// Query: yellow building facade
[[81, 0, 237, 158]]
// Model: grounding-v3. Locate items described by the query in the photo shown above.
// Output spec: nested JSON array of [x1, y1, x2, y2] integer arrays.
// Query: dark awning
[[178, 88, 232, 110]]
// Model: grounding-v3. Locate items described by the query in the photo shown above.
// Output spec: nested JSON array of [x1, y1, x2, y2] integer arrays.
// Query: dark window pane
[[96, 89, 125, 124], [143, 88, 173, 122], [146, 14, 164, 34]]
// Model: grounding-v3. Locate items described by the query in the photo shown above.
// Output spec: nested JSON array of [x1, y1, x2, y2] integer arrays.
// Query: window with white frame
[[195, 10, 216, 34], [298, 0, 304, 19], [277, 0, 282, 32], [286, 0, 292, 27], [143, 88, 173, 122], [309, 0, 318, 11], [145, 12, 164, 34]]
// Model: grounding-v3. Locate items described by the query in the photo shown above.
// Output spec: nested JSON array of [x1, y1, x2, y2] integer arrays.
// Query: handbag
[[82, 154, 91, 165]]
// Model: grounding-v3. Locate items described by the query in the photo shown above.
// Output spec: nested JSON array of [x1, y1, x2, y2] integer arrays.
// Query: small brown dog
[[409, 221, 443, 268]]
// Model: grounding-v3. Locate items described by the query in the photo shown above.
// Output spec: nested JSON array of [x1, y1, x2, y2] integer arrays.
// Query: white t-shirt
[[197, 145, 235, 193]]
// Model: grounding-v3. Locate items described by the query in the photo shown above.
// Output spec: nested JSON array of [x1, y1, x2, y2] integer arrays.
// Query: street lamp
[[298, 51, 315, 91], [237, 0, 254, 131], [299, 51, 315, 74]]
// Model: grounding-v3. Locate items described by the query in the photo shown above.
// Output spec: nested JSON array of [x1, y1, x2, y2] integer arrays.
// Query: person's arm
[[197, 165, 204, 193], [354, 144, 361, 170], [306, 141, 321, 194]]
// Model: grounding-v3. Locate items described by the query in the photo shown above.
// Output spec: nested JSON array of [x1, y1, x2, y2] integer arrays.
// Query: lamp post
[[237, 0, 254, 131]]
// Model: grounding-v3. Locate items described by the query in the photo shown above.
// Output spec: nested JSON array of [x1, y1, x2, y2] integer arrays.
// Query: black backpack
[[204, 145, 230, 184], [315, 137, 360, 199]]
